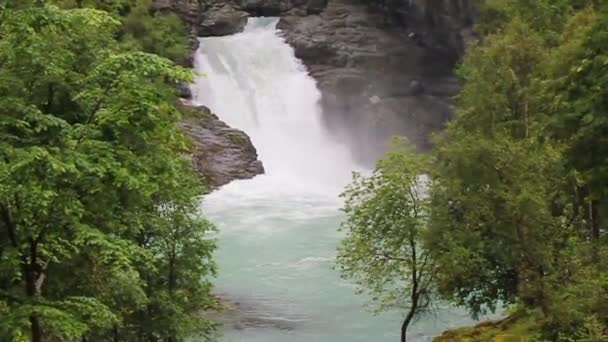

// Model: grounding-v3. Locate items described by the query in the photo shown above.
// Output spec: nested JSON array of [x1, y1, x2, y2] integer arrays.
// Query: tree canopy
[[426, 1, 608, 339], [0, 2, 216, 341], [338, 140, 437, 341]]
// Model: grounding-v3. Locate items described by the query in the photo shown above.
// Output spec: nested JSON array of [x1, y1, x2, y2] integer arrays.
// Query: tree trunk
[[167, 246, 177, 341], [2, 204, 46, 342], [524, 101, 529, 139], [26, 239, 44, 342], [402, 235, 419, 342], [27, 271, 43, 342], [30, 315, 42, 342], [168, 248, 176, 295], [401, 311, 415, 342], [591, 200, 600, 241]]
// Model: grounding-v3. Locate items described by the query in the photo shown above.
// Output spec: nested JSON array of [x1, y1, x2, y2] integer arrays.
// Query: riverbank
[[433, 311, 539, 342]]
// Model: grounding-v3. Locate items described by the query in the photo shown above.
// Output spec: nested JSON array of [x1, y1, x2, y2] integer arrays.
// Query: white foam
[[192, 18, 360, 214]]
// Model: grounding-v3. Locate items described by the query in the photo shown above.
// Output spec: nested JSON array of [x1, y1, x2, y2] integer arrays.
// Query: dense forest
[[0, 1, 217, 341], [338, 0, 608, 341]]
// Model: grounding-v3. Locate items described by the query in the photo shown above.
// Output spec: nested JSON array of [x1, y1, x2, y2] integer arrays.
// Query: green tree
[[541, 8, 608, 242], [52, 0, 190, 63], [448, 19, 546, 139], [121, 170, 218, 342], [475, 0, 595, 42], [423, 17, 568, 317], [427, 134, 568, 316], [423, 3, 608, 339], [337, 139, 436, 342], [0, 6, 125, 340], [0, 3, 215, 341], [120, 0, 190, 64]]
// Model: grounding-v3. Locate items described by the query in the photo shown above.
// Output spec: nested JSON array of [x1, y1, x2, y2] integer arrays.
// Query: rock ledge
[[179, 102, 265, 189]]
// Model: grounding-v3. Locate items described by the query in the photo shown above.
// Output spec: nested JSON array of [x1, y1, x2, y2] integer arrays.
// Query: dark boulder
[[306, 0, 327, 14], [177, 83, 193, 99], [237, 0, 293, 16], [178, 102, 264, 189], [151, 0, 202, 26], [198, 5, 249, 36]]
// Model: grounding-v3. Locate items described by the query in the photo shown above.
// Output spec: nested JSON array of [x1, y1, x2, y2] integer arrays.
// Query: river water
[[191, 17, 477, 342]]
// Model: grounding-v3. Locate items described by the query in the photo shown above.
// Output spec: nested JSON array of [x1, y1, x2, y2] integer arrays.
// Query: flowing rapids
[[191, 17, 477, 341]]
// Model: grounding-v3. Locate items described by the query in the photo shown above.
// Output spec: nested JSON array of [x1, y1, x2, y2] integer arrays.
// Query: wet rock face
[[152, 0, 250, 37], [236, 0, 327, 16], [151, 0, 202, 26], [178, 102, 265, 189], [198, 4, 249, 36], [151, 0, 331, 39], [237, 0, 299, 16], [278, 0, 474, 164], [398, 0, 476, 59]]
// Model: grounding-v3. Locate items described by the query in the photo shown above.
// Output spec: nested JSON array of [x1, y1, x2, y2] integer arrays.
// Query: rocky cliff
[[279, 0, 475, 163], [154, 0, 475, 165], [179, 101, 265, 189]]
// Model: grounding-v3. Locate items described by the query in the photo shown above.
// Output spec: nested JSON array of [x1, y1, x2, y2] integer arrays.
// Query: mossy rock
[[494, 335, 524, 342], [433, 311, 540, 342], [178, 102, 212, 121], [226, 131, 250, 146]]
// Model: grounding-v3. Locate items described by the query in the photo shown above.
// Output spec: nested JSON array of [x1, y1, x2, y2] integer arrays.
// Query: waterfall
[[191, 17, 356, 197]]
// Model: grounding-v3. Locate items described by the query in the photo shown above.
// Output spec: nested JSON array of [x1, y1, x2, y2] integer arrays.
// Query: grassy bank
[[434, 311, 541, 342]]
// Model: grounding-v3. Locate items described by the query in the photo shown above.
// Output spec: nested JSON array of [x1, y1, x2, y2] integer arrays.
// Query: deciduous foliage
[[53, 0, 190, 63], [337, 140, 436, 342], [0, 3, 216, 341], [425, 1, 608, 340]]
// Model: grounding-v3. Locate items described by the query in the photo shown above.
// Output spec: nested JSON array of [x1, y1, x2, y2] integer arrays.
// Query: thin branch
[[407, 187, 419, 218], [1, 203, 21, 253], [418, 251, 431, 275], [420, 269, 436, 293], [375, 253, 409, 262], [76, 81, 114, 144], [44, 83, 55, 113], [409, 236, 418, 294]]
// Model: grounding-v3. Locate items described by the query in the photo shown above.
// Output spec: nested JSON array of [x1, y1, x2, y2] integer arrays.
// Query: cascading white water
[[191, 18, 478, 342], [192, 17, 355, 196]]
